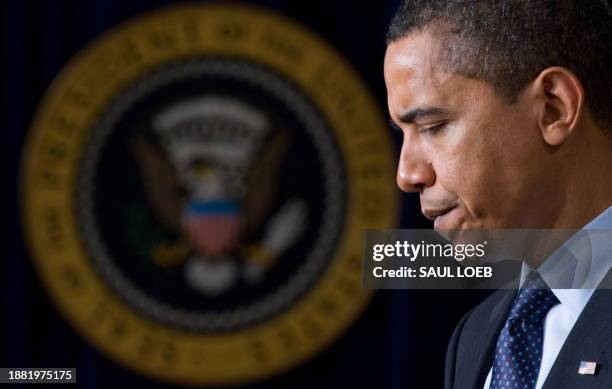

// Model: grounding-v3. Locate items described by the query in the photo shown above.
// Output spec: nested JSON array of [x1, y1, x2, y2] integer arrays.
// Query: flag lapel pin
[[578, 361, 598, 375]]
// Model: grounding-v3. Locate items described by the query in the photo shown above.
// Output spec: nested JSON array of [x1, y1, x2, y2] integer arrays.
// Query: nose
[[396, 137, 435, 193]]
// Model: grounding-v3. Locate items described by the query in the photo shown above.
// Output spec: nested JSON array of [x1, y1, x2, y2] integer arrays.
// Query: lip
[[422, 206, 455, 221], [422, 206, 457, 229]]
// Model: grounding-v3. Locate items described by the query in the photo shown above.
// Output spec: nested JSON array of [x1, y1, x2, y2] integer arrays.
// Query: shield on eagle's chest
[[182, 200, 242, 257]]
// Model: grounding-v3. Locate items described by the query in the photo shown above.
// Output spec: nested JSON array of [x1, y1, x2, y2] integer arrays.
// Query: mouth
[[422, 206, 457, 229]]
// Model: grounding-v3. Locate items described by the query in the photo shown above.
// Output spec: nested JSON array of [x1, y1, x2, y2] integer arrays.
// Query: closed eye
[[418, 122, 447, 135]]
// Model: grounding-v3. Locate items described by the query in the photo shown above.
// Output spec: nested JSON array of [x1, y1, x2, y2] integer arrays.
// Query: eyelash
[[418, 123, 446, 135]]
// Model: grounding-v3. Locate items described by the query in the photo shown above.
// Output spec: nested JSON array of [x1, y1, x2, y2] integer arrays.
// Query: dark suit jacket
[[444, 271, 612, 389]]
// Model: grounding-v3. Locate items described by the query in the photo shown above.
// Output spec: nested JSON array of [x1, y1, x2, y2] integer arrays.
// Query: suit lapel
[[542, 272, 612, 389], [461, 289, 516, 389]]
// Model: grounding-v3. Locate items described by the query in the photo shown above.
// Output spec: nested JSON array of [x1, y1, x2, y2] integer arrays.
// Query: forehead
[[384, 32, 468, 115], [385, 31, 442, 77]]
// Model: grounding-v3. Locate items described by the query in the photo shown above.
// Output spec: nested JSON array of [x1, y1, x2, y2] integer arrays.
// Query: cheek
[[430, 124, 489, 186], [439, 150, 495, 207], [430, 123, 514, 215]]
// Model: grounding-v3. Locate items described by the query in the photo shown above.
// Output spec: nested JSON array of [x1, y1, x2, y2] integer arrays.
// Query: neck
[[525, 125, 612, 267], [549, 126, 612, 229]]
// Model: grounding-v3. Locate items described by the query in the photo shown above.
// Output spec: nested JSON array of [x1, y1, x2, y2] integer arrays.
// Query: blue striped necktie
[[489, 271, 560, 389]]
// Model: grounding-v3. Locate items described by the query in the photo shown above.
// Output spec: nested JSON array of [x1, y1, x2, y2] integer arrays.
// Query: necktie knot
[[508, 271, 560, 323]]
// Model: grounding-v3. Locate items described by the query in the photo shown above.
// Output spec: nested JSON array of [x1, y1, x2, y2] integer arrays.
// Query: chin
[[433, 212, 469, 231], [438, 220, 485, 232]]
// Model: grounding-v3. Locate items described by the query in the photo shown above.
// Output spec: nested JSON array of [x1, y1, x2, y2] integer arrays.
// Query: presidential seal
[[21, 4, 398, 385]]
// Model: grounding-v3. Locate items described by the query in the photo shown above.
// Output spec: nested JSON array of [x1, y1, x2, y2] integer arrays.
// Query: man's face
[[384, 31, 559, 230]]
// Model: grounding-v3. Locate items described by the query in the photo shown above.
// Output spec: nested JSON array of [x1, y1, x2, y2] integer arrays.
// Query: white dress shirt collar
[[520, 204, 612, 319]]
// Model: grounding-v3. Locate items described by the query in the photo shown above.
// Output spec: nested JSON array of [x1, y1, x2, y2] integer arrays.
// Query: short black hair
[[386, 0, 612, 134]]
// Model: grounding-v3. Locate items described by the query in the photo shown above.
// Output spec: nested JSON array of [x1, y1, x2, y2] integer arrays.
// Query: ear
[[532, 67, 584, 146]]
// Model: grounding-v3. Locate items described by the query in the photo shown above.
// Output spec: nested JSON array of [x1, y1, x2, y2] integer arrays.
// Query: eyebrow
[[398, 107, 451, 124]]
